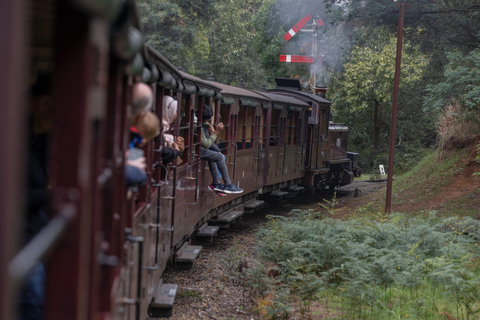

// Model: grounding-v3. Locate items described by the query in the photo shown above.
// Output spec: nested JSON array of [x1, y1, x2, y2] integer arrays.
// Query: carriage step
[[244, 199, 265, 213], [148, 283, 178, 318], [289, 185, 305, 192], [175, 245, 202, 270], [271, 190, 289, 199], [209, 210, 243, 229], [288, 185, 305, 198], [196, 224, 220, 243]]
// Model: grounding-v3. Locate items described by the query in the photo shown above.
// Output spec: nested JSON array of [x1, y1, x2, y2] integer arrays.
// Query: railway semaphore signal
[[279, 55, 316, 63], [279, 14, 326, 90]]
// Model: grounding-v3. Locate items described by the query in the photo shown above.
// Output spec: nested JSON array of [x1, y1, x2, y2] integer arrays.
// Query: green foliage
[[256, 211, 480, 318], [424, 49, 480, 112], [323, 0, 480, 51], [252, 0, 332, 86], [329, 26, 429, 170], [137, 0, 215, 71], [205, 0, 268, 87]]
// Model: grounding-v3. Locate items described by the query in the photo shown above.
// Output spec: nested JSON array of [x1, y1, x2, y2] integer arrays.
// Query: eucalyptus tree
[[329, 26, 428, 169]]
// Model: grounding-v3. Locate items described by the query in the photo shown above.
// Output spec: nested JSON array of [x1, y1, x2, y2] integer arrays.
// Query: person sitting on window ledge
[[200, 103, 243, 195]]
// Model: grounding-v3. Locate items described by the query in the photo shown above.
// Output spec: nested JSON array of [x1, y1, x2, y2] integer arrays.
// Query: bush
[[436, 102, 480, 156], [256, 211, 480, 319]]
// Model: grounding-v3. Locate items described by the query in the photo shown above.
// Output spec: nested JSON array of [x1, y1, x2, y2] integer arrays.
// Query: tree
[[136, 0, 216, 72], [329, 26, 428, 168], [424, 49, 480, 113], [323, 0, 480, 51], [203, 0, 268, 87]]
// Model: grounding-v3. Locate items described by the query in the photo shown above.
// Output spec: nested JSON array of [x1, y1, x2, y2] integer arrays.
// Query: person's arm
[[201, 125, 217, 149], [161, 147, 180, 163]]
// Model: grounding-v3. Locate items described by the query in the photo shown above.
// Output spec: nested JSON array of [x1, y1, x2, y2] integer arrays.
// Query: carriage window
[[270, 109, 280, 146], [252, 110, 261, 149], [176, 95, 186, 166], [295, 111, 302, 146], [246, 106, 253, 149], [286, 111, 297, 145], [217, 104, 229, 154], [236, 105, 254, 150], [237, 106, 245, 150], [259, 108, 268, 150]]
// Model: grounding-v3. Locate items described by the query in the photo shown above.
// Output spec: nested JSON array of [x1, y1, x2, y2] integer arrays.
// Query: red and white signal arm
[[279, 55, 315, 63], [283, 14, 312, 41], [283, 15, 326, 41]]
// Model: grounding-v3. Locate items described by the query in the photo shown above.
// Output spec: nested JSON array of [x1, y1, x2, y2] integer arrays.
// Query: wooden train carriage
[[0, 0, 197, 318], [269, 79, 332, 191], [251, 91, 310, 193], [1, 0, 149, 319]]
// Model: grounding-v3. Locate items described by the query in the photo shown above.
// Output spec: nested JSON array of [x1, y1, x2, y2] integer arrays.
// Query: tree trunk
[[373, 101, 380, 157]]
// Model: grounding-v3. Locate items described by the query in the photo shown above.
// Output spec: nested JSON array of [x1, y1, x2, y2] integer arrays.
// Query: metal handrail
[[8, 203, 77, 280]]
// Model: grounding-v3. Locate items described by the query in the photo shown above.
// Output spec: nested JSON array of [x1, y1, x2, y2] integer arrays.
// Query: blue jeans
[[17, 262, 45, 320], [200, 147, 231, 185]]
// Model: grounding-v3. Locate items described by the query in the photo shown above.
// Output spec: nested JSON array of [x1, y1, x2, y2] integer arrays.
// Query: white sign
[[379, 165, 385, 176]]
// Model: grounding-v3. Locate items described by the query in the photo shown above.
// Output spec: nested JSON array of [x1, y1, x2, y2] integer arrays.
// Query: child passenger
[[125, 110, 160, 187]]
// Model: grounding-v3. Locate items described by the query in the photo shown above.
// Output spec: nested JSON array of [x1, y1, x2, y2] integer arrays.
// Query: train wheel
[[329, 183, 336, 193], [305, 185, 315, 196]]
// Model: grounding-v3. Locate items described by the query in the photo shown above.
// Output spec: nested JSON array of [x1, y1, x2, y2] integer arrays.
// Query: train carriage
[[1, 0, 359, 319], [269, 78, 360, 193], [251, 90, 310, 194]]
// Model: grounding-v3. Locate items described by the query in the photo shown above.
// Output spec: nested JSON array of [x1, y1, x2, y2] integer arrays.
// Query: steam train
[[0, 0, 359, 319]]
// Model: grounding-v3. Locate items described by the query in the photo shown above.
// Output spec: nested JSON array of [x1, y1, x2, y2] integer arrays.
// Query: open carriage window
[[259, 108, 268, 150], [217, 103, 229, 154], [286, 110, 297, 145], [237, 104, 254, 150], [176, 94, 190, 166], [270, 108, 281, 146]]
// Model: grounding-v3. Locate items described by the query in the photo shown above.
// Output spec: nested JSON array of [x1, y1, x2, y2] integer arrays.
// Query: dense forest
[[137, 0, 480, 171]]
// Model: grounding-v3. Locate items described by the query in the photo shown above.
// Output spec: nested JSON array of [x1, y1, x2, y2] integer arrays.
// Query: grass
[[437, 192, 480, 219], [393, 149, 468, 192], [387, 148, 473, 210]]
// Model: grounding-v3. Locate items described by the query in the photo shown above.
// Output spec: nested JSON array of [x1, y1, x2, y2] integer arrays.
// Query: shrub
[[256, 211, 480, 319], [436, 103, 480, 156]]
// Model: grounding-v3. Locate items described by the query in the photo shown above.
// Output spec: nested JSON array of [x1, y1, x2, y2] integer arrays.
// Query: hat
[[162, 95, 178, 125], [202, 104, 213, 121]]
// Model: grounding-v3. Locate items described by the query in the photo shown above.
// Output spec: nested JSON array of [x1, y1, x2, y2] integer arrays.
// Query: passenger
[[130, 110, 161, 148], [131, 82, 154, 125], [18, 73, 52, 320], [125, 83, 154, 187], [161, 95, 184, 163], [200, 103, 243, 194], [125, 111, 161, 187]]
